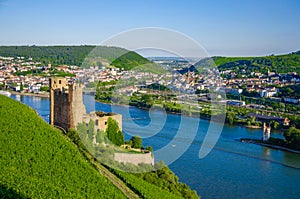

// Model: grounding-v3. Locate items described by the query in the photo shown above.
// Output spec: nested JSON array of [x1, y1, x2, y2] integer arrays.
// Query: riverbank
[[95, 99, 290, 133], [95, 99, 220, 121], [245, 125, 261, 129], [9, 91, 49, 98], [240, 138, 300, 154]]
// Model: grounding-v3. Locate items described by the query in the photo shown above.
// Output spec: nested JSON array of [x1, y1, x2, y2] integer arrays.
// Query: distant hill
[[109, 51, 152, 70], [194, 50, 300, 74], [0, 45, 152, 70]]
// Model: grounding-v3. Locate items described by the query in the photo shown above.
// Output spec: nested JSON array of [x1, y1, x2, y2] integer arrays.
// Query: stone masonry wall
[[53, 91, 72, 131], [114, 152, 154, 166], [71, 84, 86, 127]]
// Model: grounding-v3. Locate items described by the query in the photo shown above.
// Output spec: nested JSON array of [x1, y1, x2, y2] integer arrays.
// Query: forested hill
[[0, 45, 152, 70], [195, 50, 300, 74]]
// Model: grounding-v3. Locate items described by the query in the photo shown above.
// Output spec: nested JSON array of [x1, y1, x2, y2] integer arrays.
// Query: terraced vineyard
[[0, 95, 199, 198], [0, 94, 126, 198]]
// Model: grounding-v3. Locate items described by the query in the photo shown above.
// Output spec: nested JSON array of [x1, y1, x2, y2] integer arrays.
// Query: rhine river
[[10, 94, 300, 199]]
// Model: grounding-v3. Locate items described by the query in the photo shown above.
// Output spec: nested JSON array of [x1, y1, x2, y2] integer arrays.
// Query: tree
[[131, 136, 142, 149], [271, 121, 280, 129], [40, 86, 49, 92], [227, 112, 234, 125], [284, 127, 300, 149], [146, 146, 153, 152], [247, 120, 251, 126], [115, 130, 124, 146], [106, 117, 124, 146], [96, 130, 105, 143], [20, 84, 24, 91]]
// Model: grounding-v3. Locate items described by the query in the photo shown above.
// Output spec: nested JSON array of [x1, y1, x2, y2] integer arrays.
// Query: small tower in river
[[262, 122, 271, 141]]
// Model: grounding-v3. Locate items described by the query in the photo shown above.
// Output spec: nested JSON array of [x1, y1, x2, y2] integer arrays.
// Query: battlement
[[50, 77, 68, 91]]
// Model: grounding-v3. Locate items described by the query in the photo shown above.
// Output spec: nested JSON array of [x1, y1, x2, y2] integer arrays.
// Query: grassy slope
[[0, 95, 126, 198], [0, 95, 200, 199]]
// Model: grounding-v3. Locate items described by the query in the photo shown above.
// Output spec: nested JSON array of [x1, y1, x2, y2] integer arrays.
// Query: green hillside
[[0, 94, 126, 198], [110, 51, 152, 70], [0, 95, 199, 198], [0, 45, 152, 70], [195, 51, 300, 74]]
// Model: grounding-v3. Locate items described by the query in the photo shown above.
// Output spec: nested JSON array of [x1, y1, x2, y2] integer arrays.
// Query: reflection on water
[[10, 94, 300, 199], [263, 147, 271, 156]]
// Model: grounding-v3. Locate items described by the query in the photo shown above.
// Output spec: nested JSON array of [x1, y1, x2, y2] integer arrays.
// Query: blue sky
[[0, 0, 299, 56]]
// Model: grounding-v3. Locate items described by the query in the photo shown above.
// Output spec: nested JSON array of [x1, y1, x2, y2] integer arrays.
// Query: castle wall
[[50, 77, 68, 126], [82, 113, 122, 132], [71, 84, 86, 127], [97, 115, 122, 132], [114, 152, 154, 166], [53, 91, 72, 131]]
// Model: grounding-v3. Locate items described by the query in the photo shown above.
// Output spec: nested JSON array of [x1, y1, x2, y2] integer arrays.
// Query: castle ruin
[[49, 77, 86, 130], [49, 77, 153, 166], [49, 77, 121, 132]]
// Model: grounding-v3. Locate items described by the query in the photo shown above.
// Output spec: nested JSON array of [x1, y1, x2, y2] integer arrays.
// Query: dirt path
[[79, 148, 140, 199]]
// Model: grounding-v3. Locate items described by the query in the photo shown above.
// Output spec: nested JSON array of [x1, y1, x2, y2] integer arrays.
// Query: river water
[[10, 94, 300, 199]]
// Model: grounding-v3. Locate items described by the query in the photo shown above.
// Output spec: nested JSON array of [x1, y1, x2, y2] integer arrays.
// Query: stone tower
[[49, 77, 86, 131]]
